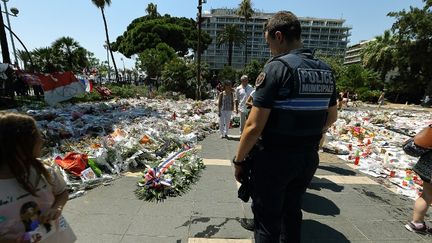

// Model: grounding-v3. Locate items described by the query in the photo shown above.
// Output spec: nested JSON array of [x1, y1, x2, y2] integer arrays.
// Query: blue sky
[[5, 0, 425, 69]]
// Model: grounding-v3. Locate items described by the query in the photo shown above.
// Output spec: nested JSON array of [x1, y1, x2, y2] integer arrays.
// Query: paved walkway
[[63, 129, 431, 243]]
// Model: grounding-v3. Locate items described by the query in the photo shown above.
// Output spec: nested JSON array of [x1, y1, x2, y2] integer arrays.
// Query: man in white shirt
[[235, 75, 254, 135]]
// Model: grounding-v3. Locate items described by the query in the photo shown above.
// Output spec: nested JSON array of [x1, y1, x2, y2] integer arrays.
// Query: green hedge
[[356, 88, 381, 103]]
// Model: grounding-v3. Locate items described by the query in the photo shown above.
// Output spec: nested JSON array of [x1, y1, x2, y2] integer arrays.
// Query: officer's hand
[[234, 163, 246, 183]]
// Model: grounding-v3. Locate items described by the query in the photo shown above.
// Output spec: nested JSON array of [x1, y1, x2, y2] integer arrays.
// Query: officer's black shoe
[[240, 218, 255, 231]]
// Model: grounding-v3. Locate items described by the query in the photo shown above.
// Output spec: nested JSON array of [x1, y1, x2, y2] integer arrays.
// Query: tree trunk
[[244, 20, 248, 66], [228, 42, 233, 66], [101, 8, 119, 83]]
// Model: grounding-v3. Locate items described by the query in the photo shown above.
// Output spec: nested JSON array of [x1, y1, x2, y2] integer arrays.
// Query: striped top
[[220, 91, 234, 111]]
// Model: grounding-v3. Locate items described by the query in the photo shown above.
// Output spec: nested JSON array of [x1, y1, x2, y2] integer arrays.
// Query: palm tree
[[217, 24, 245, 66], [32, 47, 60, 73], [361, 30, 396, 81], [91, 0, 119, 83], [145, 3, 160, 18], [52, 37, 81, 72], [237, 0, 254, 66], [17, 49, 31, 70]]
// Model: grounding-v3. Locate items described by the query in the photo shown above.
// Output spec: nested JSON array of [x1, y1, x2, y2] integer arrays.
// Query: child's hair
[[0, 111, 51, 196]]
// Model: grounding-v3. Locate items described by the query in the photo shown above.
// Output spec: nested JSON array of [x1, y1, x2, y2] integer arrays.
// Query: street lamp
[[1, 0, 18, 67]]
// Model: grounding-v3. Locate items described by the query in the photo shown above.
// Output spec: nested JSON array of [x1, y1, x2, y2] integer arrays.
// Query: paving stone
[[73, 197, 142, 215], [321, 191, 376, 206], [350, 220, 424, 241], [192, 201, 244, 218], [68, 213, 131, 235], [72, 232, 123, 243], [188, 217, 253, 239], [351, 185, 414, 206], [126, 215, 190, 237], [121, 235, 186, 243], [302, 219, 368, 241], [138, 200, 194, 217]]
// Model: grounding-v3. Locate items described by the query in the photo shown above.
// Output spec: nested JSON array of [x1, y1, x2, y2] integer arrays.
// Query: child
[[0, 112, 76, 243], [218, 81, 234, 138]]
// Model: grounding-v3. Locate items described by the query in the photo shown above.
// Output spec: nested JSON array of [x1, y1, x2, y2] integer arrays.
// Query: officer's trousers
[[250, 145, 319, 243]]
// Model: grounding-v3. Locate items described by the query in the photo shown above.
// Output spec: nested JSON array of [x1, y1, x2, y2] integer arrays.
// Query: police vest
[[262, 52, 335, 138]]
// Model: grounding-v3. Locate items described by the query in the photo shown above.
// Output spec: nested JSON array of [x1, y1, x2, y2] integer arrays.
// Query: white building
[[201, 8, 352, 70]]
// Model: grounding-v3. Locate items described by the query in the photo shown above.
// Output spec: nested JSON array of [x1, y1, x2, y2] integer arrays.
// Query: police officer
[[233, 11, 338, 243]]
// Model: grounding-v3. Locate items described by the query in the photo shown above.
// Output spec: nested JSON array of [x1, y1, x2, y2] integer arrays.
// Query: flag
[[80, 78, 93, 93], [38, 71, 85, 105]]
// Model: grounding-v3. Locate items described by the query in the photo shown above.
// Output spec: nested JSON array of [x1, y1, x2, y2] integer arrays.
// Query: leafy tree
[[31, 47, 60, 73], [237, 0, 254, 66], [218, 65, 238, 83], [388, 0, 432, 100], [51, 37, 92, 73], [146, 3, 160, 18], [112, 15, 211, 58], [91, 0, 119, 82], [160, 59, 210, 99], [135, 43, 176, 80], [217, 24, 245, 66], [242, 59, 263, 86], [17, 49, 31, 70], [361, 30, 396, 81], [315, 53, 346, 84], [161, 58, 193, 94]]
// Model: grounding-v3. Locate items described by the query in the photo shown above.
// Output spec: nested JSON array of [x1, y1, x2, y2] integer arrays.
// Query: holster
[[237, 140, 263, 202]]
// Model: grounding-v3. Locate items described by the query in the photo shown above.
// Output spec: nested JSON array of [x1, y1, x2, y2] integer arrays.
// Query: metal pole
[[3, 24, 33, 71], [2, 1, 16, 67], [0, 3, 10, 64], [196, 0, 202, 100]]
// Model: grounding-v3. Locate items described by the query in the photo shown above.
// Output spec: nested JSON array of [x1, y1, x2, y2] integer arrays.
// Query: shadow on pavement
[[226, 136, 240, 141], [302, 219, 350, 242], [317, 165, 356, 176], [308, 177, 344, 192], [302, 192, 340, 216]]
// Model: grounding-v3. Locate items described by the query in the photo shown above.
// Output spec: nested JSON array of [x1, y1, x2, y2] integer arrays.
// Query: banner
[[38, 71, 85, 105], [16, 71, 41, 86]]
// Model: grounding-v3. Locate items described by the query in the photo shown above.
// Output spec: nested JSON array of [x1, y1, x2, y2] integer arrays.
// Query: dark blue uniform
[[251, 48, 337, 242]]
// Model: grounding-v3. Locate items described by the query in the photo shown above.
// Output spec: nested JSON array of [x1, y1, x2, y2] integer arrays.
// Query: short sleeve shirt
[[253, 60, 292, 109], [253, 50, 337, 109], [0, 164, 76, 243], [235, 84, 254, 112]]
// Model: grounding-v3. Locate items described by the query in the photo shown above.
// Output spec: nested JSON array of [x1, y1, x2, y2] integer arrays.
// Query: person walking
[[235, 75, 254, 135], [378, 91, 385, 108], [233, 11, 338, 243], [218, 81, 234, 138]]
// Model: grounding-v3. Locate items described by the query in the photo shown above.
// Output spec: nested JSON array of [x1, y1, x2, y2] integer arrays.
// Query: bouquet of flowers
[[135, 147, 205, 202]]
